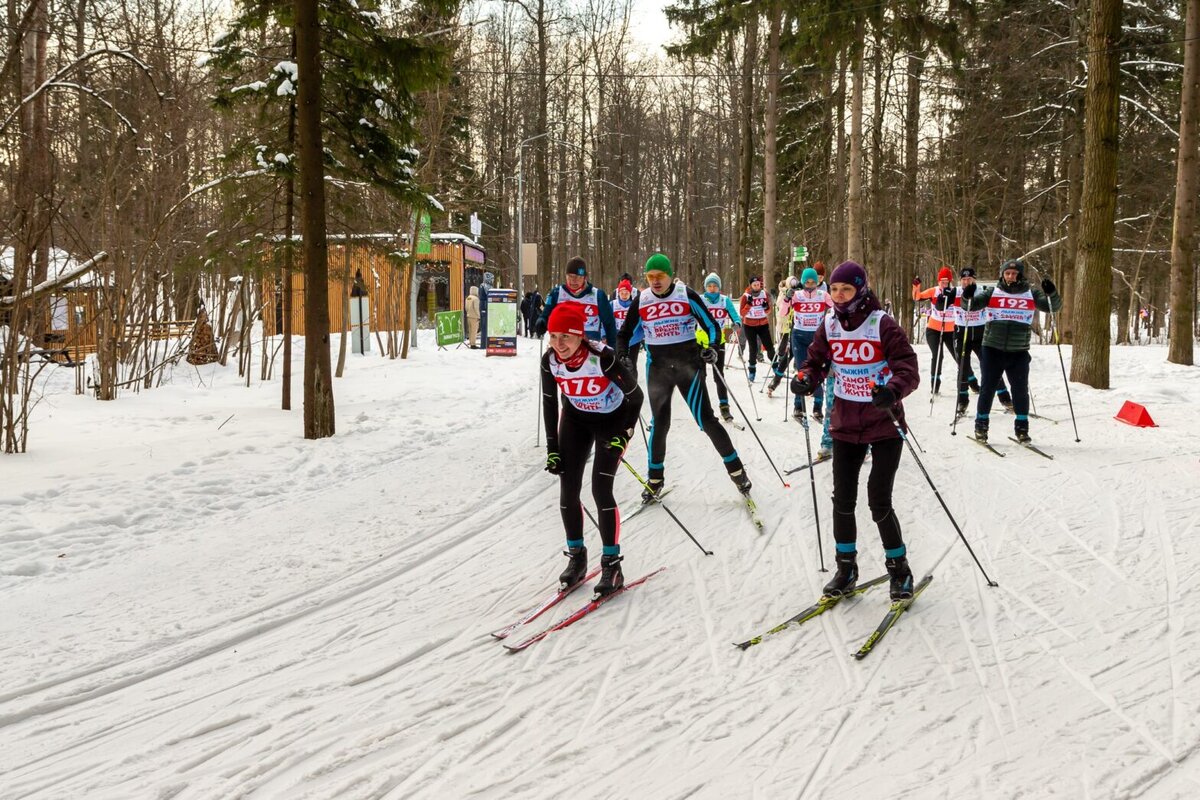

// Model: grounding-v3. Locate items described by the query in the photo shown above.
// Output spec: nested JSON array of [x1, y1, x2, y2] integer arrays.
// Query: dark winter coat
[[962, 279, 1061, 352], [798, 291, 920, 445]]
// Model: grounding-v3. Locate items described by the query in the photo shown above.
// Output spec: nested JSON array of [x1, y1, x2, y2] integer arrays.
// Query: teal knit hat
[[644, 253, 674, 277], [801, 268, 819, 285], [703, 272, 721, 291]]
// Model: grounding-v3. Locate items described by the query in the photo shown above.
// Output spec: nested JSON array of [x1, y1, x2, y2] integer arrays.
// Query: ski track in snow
[[3, 334, 1200, 798]]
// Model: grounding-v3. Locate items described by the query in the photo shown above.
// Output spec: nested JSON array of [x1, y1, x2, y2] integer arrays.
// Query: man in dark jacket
[[535, 257, 617, 344], [961, 258, 1061, 444]]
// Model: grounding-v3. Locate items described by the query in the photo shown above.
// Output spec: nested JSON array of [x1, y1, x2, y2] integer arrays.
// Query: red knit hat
[[814, 261, 826, 276], [547, 303, 587, 336], [938, 266, 954, 282], [617, 279, 633, 293]]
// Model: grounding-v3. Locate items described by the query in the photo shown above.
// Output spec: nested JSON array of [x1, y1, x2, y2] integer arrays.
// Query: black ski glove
[[870, 384, 897, 408], [545, 451, 563, 475], [534, 317, 547, 337], [960, 282, 977, 299], [700, 347, 718, 364], [791, 374, 815, 396], [1041, 278, 1056, 295], [912, 276, 922, 287]]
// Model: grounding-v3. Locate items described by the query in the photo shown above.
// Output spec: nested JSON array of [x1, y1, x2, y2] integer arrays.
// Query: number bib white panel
[[550, 352, 624, 414], [556, 285, 602, 336], [986, 286, 1036, 325], [638, 284, 697, 345], [703, 294, 732, 326], [928, 289, 956, 325], [612, 297, 631, 325], [744, 292, 769, 320], [825, 310, 891, 403], [953, 289, 985, 327], [792, 290, 830, 332]]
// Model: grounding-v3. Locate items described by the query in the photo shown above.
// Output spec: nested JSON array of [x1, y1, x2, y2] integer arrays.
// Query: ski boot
[[974, 419, 989, 443], [641, 478, 665, 504], [792, 406, 804, 422], [730, 468, 752, 495], [955, 397, 969, 419], [823, 552, 858, 597], [719, 402, 735, 423], [816, 447, 832, 461], [748, 368, 757, 384], [886, 555, 915, 601], [559, 546, 588, 590], [968, 377, 981, 394], [812, 405, 824, 423], [594, 554, 625, 597], [998, 393, 1015, 413], [1014, 418, 1031, 444], [766, 373, 782, 397]]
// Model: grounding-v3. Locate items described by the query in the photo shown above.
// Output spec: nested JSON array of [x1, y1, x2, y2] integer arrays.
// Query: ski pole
[[1028, 264, 1081, 442], [582, 504, 599, 530], [620, 459, 713, 556], [710, 364, 789, 487], [796, 393, 827, 572], [883, 406, 998, 586]]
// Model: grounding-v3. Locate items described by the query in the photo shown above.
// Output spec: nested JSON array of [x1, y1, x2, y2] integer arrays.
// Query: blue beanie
[[801, 268, 819, 285], [704, 272, 722, 291]]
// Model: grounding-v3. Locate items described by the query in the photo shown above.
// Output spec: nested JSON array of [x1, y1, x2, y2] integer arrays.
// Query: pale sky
[[627, 3, 678, 57]]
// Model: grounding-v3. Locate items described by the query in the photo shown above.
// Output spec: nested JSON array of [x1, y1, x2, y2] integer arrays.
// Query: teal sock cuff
[[836, 542, 857, 554], [602, 544, 620, 556], [566, 538, 585, 549], [885, 545, 907, 559]]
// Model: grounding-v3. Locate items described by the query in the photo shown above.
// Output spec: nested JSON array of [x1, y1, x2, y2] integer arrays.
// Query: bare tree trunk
[[846, 18, 865, 264], [282, 33, 297, 410], [296, 0, 335, 438], [1169, 0, 1200, 365], [535, 0, 552, 292], [1070, 0, 1122, 389], [1060, 0, 1087, 342], [762, 2, 781, 281], [735, 18, 757, 289], [902, 40, 924, 317], [335, 244, 350, 377]]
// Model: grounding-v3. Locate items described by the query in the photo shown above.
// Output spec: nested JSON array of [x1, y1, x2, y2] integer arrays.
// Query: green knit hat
[[644, 253, 674, 277]]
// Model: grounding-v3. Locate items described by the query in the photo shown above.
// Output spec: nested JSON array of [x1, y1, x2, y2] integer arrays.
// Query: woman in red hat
[[911, 266, 959, 394], [542, 303, 644, 597]]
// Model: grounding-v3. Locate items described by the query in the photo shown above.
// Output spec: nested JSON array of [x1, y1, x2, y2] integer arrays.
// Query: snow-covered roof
[[0, 247, 98, 289]]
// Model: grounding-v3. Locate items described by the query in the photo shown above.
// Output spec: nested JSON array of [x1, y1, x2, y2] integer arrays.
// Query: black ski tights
[[557, 412, 623, 549], [830, 437, 905, 553]]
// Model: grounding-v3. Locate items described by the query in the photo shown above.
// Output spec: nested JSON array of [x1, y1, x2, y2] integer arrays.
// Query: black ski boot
[[823, 552, 859, 597], [719, 402, 735, 422], [559, 546, 588, 589], [974, 419, 989, 443], [955, 397, 969, 419], [792, 406, 804, 422], [998, 393, 1015, 413], [812, 406, 824, 423], [730, 468, 752, 495], [1014, 418, 1031, 444], [886, 555, 915, 601], [766, 373, 782, 397], [641, 478, 665, 504], [594, 554, 624, 597], [968, 377, 981, 394]]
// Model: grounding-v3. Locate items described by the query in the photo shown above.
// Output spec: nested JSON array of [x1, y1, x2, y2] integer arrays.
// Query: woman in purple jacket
[[791, 261, 921, 601]]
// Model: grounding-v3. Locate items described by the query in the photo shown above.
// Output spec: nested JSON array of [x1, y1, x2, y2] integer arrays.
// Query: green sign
[[417, 211, 432, 256], [435, 310, 463, 347], [793, 246, 808, 262]]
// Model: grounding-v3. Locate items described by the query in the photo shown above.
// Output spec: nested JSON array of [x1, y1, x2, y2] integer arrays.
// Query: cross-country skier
[[700, 272, 743, 422], [616, 253, 751, 501], [792, 260, 921, 601], [611, 278, 644, 379], [542, 303, 644, 597], [951, 267, 1011, 419], [740, 275, 775, 383], [774, 267, 831, 422], [912, 266, 959, 394], [535, 256, 618, 344], [960, 258, 1061, 444]]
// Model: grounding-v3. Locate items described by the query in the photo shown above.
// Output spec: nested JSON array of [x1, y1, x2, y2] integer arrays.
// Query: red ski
[[503, 568, 666, 653], [491, 566, 603, 639]]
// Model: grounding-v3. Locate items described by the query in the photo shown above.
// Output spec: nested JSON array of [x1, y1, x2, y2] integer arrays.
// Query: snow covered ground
[[2, 331, 1199, 799]]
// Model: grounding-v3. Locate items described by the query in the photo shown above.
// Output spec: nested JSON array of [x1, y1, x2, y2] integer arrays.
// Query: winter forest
[[4, 1, 1200, 798]]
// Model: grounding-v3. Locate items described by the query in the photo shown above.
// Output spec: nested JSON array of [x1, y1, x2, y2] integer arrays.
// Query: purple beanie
[[830, 260, 867, 291]]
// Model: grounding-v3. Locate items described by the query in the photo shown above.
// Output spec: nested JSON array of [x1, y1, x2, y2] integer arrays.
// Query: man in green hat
[[616, 253, 752, 502]]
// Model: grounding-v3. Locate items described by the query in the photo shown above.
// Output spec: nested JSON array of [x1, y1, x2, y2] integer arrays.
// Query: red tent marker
[[1115, 401, 1157, 428]]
